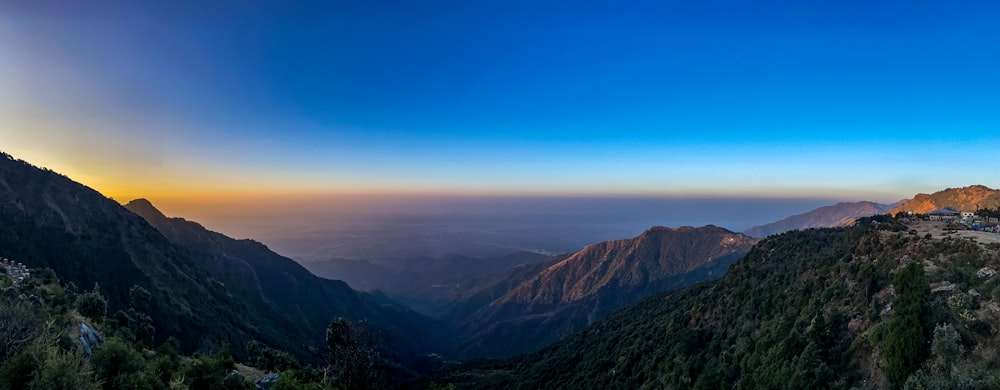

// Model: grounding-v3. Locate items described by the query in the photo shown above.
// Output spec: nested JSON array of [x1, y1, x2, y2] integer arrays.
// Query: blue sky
[[1, 1, 998, 207]]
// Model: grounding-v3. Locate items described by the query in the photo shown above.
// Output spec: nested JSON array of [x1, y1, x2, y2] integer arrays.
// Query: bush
[[0, 297, 46, 361], [32, 347, 100, 390], [91, 338, 145, 388], [76, 284, 108, 321]]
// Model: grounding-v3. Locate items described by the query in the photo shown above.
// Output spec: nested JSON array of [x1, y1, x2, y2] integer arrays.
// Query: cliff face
[[889, 185, 1000, 215]]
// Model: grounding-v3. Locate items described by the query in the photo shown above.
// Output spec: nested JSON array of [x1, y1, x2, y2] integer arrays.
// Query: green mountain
[[0, 152, 448, 365], [435, 216, 1000, 389], [440, 225, 756, 359]]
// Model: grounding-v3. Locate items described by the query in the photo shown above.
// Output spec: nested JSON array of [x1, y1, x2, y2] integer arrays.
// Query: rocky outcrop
[[78, 322, 104, 358]]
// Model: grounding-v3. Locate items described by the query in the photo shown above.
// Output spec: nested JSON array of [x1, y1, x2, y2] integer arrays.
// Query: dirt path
[[906, 220, 1000, 245]]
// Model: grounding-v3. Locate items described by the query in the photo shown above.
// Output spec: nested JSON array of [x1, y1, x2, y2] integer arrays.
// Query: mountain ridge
[[743, 200, 900, 237], [443, 224, 757, 358], [888, 184, 1000, 215]]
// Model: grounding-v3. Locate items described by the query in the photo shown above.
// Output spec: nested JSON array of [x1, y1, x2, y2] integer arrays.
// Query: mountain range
[[7, 150, 998, 388], [0, 151, 761, 366]]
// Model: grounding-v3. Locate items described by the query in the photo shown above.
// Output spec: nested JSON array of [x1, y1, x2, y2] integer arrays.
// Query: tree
[[883, 262, 931, 388], [91, 338, 145, 388], [326, 318, 384, 390], [0, 296, 45, 361], [76, 283, 108, 321], [930, 323, 960, 377]]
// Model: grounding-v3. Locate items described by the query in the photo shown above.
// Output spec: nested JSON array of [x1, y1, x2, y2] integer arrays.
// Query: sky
[[2, 1, 999, 219]]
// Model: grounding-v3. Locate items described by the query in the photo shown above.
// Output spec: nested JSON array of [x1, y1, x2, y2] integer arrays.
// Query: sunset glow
[[2, 1, 998, 220]]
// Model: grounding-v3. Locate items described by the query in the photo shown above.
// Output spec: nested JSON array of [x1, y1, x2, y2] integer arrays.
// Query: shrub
[[76, 284, 108, 321], [91, 338, 145, 388]]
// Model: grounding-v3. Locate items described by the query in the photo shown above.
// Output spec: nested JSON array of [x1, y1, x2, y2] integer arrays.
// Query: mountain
[[0, 152, 448, 365], [743, 201, 899, 238], [888, 184, 1000, 214], [435, 214, 1000, 389], [0, 153, 255, 355], [442, 225, 757, 358], [124, 199, 453, 363]]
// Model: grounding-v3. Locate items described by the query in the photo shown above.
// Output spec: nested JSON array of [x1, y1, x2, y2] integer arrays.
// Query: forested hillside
[[440, 225, 755, 359], [433, 216, 1000, 389]]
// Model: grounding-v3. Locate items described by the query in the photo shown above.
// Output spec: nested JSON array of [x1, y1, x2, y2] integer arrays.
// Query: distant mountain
[[124, 199, 453, 363], [442, 225, 756, 358], [0, 151, 449, 365], [743, 201, 900, 238], [304, 252, 548, 314], [888, 184, 1000, 214]]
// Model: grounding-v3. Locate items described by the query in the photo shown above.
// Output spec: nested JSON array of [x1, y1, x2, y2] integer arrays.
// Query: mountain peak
[[125, 198, 167, 217]]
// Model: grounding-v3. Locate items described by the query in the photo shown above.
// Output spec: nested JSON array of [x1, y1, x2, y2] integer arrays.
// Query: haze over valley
[[197, 196, 844, 263]]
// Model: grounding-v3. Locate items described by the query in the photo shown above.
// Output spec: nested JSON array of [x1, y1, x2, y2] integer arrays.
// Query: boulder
[[79, 322, 104, 358], [224, 370, 246, 387], [256, 373, 280, 390]]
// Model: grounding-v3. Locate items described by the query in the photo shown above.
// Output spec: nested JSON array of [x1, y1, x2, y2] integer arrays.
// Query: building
[[928, 208, 961, 221]]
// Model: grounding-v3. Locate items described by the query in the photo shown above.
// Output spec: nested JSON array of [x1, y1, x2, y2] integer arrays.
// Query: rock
[[256, 373, 280, 390], [27, 294, 43, 307], [931, 282, 956, 294], [79, 322, 104, 358], [3, 286, 17, 297], [881, 302, 892, 316], [224, 370, 246, 387], [977, 267, 996, 279]]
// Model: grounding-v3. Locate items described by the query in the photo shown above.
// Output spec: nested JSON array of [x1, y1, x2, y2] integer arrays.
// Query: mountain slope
[[0, 152, 256, 354], [889, 184, 1000, 214], [441, 215, 1000, 389], [443, 225, 756, 358], [0, 152, 448, 365], [123, 199, 453, 363], [743, 201, 899, 237]]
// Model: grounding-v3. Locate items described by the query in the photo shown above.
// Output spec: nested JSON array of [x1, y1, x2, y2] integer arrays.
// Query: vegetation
[[0, 267, 405, 389], [429, 216, 1000, 389]]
